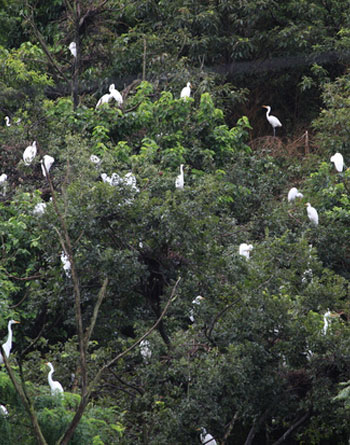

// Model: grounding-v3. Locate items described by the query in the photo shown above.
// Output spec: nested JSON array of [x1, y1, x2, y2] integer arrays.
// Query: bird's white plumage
[[96, 92, 112, 109], [323, 309, 331, 335], [46, 362, 64, 396], [23, 141, 37, 166], [4, 116, 10, 127], [189, 296, 204, 323], [69, 41, 77, 58], [109, 84, 123, 106], [239, 243, 253, 259], [0, 174, 7, 184], [61, 251, 71, 278], [0, 320, 20, 365], [330, 152, 344, 172], [33, 202, 47, 216], [140, 340, 152, 362], [175, 164, 184, 189], [306, 202, 318, 225], [199, 428, 217, 445], [262, 105, 282, 136], [180, 82, 191, 99], [0, 405, 8, 416], [41, 155, 55, 177], [90, 154, 101, 165], [288, 187, 303, 202]]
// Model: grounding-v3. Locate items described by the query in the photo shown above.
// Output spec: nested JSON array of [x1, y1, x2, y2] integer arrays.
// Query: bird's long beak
[[45, 362, 49, 366], [262, 105, 267, 108], [13, 321, 20, 324]]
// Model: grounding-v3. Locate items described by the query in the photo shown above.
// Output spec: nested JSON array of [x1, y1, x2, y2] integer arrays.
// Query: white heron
[[45, 362, 64, 396], [109, 84, 123, 106], [68, 42, 77, 58], [239, 243, 253, 259], [33, 202, 47, 216], [41, 155, 55, 177], [140, 339, 152, 362], [262, 105, 282, 136], [175, 164, 184, 189], [0, 174, 7, 184], [124, 172, 139, 192], [189, 296, 204, 323], [330, 152, 344, 172], [288, 187, 303, 202], [180, 82, 191, 99], [0, 320, 20, 365], [61, 251, 71, 278], [306, 202, 318, 225], [0, 405, 8, 417], [198, 427, 217, 445], [90, 154, 101, 165], [4, 116, 10, 127], [23, 141, 37, 166]]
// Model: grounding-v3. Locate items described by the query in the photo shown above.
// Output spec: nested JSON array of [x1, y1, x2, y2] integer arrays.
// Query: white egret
[[288, 187, 303, 202], [4, 116, 10, 127], [23, 141, 37, 166], [239, 243, 253, 259], [0, 174, 7, 196], [124, 172, 139, 192], [61, 251, 71, 278], [33, 202, 47, 216], [68, 42, 77, 58], [96, 92, 112, 109], [0, 405, 8, 417], [109, 84, 123, 106], [330, 152, 344, 172], [198, 427, 217, 445], [0, 320, 20, 365], [45, 362, 64, 396], [323, 309, 331, 335], [180, 82, 191, 99], [189, 296, 204, 323], [306, 202, 319, 225], [262, 105, 282, 136], [175, 164, 184, 189], [90, 154, 101, 165], [41, 155, 55, 177], [140, 339, 152, 362]]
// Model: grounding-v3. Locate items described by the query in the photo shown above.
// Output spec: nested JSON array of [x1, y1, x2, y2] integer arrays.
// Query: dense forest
[[1, 0, 350, 444]]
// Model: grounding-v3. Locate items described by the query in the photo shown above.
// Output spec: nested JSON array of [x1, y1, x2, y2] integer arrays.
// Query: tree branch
[[271, 412, 310, 445], [84, 277, 109, 348]]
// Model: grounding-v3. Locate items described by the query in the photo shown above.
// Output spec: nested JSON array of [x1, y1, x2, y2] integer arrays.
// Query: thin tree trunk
[[271, 412, 310, 445]]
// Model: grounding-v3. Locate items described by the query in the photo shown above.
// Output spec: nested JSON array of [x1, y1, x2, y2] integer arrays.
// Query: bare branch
[[84, 277, 109, 347], [271, 412, 310, 445]]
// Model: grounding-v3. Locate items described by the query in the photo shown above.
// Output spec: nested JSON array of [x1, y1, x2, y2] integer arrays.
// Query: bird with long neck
[[45, 362, 64, 396], [0, 320, 20, 364], [262, 105, 282, 136]]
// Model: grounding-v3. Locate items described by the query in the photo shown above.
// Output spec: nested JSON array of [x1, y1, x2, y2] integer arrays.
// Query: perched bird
[[23, 141, 37, 166], [109, 84, 123, 106], [189, 296, 204, 323], [90, 154, 101, 165], [68, 41, 77, 58], [198, 427, 217, 445], [41, 155, 55, 177], [180, 82, 191, 99], [175, 164, 184, 189], [4, 116, 10, 127], [262, 105, 282, 136], [288, 187, 303, 202], [140, 339, 152, 362], [96, 84, 123, 108], [323, 309, 331, 335], [124, 172, 139, 192], [0, 174, 7, 196], [0, 405, 8, 417], [330, 152, 344, 172], [45, 362, 64, 396], [239, 243, 253, 259], [0, 320, 20, 365], [61, 251, 71, 278], [306, 202, 319, 225], [33, 202, 47, 216]]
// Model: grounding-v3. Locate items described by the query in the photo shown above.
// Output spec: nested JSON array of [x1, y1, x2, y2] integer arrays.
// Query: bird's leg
[[273, 127, 276, 137]]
